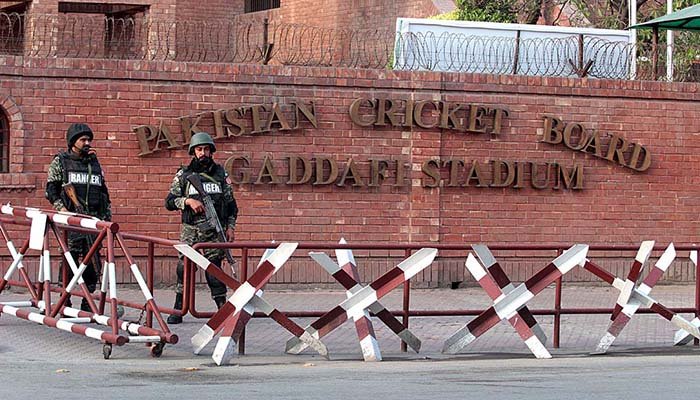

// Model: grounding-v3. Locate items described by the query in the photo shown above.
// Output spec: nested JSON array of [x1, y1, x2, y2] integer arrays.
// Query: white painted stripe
[[0, 301, 32, 307], [359, 335, 382, 362], [655, 243, 676, 272], [63, 252, 77, 272], [348, 283, 364, 295], [242, 300, 256, 315], [59, 317, 92, 324], [1, 304, 18, 316], [125, 323, 141, 335], [266, 242, 298, 269], [523, 336, 552, 359], [108, 262, 117, 299], [28, 213, 47, 251], [594, 332, 617, 354], [100, 261, 108, 292], [615, 279, 635, 308], [285, 336, 307, 354], [396, 329, 422, 353], [212, 336, 236, 366], [66, 264, 88, 292], [25, 208, 43, 219], [635, 240, 655, 263], [335, 238, 357, 267], [258, 248, 275, 266], [442, 327, 477, 354], [129, 264, 154, 301], [612, 277, 625, 291], [37, 255, 43, 281], [637, 282, 652, 295], [84, 327, 106, 341], [285, 327, 326, 355], [670, 315, 700, 338], [465, 253, 487, 281], [348, 307, 371, 321], [192, 325, 215, 354], [248, 294, 274, 315], [56, 319, 75, 331], [339, 285, 378, 313], [230, 282, 256, 311], [552, 244, 589, 271], [472, 244, 497, 267], [127, 336, 162, 343], [174, 244, 211, 270], [7, 240, 18, 258], [79, 218, 99, 230], [3, 254, 22, 280], [494, 286, 535, 320], [398, 248, 437, 278], [60, 307, 80, 318], [309, 252, 342, 274], [52, 213, 70, 225], [674, 317, 700, 346], [621, 298, 642, 317], [28, 311, 45, 324], [42, 250, 51, 283]]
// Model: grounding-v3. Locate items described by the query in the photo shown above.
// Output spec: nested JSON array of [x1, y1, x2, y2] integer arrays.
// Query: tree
[[455, 0, 518, 23]]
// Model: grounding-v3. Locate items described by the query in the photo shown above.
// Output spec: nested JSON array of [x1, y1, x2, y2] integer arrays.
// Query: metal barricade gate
[[0, 205, 178, 359]]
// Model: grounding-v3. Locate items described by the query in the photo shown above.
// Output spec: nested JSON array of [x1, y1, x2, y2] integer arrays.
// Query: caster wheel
[[150, 342, 165, 358], [103, 344, 112, 360]]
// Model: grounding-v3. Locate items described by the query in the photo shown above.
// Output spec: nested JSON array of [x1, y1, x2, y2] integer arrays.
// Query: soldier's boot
[[167, 293, 183, 324], [214, 295, 226, 310]]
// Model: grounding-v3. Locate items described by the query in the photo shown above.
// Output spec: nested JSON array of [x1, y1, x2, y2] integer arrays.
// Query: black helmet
[[188, 132, 216, 155], [66, 123, 93, 148]]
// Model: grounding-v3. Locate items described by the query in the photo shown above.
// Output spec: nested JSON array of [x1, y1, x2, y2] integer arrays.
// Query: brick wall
[[274, 0, 445, 30], [0, 55, 698, 286], [175, 0, 243, 21]]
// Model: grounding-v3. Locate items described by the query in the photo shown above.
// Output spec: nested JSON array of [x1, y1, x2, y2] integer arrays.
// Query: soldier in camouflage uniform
[[45, 123, 112, 311], [165, 132, 238, 324]]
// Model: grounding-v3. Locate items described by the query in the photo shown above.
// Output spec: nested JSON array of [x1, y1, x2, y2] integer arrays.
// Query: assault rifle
[[186, 174, 236, 267], [62, 182, 102, 270]]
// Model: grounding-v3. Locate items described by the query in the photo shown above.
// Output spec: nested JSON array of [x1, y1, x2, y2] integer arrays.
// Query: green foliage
[[429, 10, 460, 20], [455, 0, 517, 23]]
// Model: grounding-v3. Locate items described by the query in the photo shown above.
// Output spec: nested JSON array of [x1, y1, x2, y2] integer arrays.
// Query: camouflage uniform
[[166, 165, 238, 298], [46, 152, 111, 294]]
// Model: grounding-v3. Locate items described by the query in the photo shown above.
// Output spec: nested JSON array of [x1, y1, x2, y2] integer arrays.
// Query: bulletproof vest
[[58, 152, 104, 215], [180, 164, 228, 226]]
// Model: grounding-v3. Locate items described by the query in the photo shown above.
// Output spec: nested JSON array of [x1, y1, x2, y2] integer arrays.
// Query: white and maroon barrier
[[0, 205, 177, 359], [462, 244, 550, 358], [285, 247, 437, 357], [675, 250, 700, 346], [582, 242, 700, 354], [301, 239, 422, 361], [175, 242, 328, 365], [443, 244, 589, 357]]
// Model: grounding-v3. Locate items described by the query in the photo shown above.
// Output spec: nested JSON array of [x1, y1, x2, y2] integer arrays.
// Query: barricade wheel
[[150, 342, 165, 358], [103, 344, 112, 360]]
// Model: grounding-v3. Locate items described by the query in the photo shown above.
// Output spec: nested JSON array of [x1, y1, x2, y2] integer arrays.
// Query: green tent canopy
[[629, 3, 700, 31]]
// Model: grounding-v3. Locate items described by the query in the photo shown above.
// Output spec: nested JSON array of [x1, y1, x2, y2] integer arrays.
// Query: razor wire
[[0, 12, 697, 82]]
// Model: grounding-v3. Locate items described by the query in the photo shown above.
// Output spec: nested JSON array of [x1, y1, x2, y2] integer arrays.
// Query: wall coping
[[0, 55, 697, 101]]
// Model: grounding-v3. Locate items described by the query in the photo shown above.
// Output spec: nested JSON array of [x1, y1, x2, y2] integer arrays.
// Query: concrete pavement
[[1, 284, 699, 399]]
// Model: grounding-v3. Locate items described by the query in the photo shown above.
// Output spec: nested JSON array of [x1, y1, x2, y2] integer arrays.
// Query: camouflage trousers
[[175, 223, 227, 299], [59, 232, 102, 293]]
